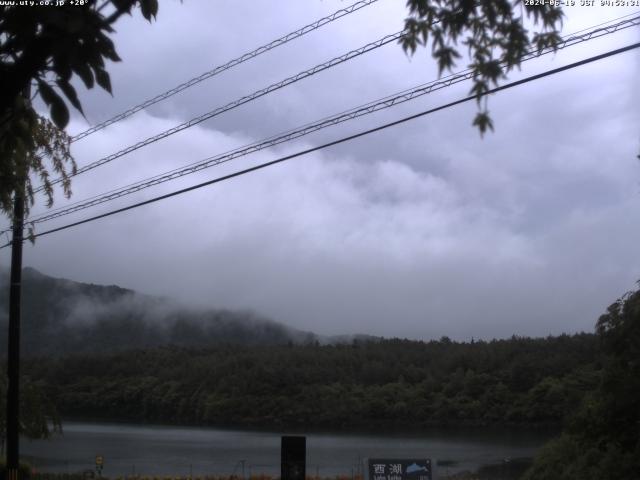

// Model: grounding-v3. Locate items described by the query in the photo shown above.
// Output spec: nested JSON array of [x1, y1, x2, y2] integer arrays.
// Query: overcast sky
[[1, 0, 639, 340]]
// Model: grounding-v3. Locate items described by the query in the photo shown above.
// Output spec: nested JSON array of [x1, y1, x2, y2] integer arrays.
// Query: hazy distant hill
[[0, 267, 336, 356]]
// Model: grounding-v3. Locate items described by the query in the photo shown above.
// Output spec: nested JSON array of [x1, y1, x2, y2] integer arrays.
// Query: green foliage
[[524, 286, 640, 480], [0, 460, 32, 479], [0, 375, 61, 451], [0, 1, 158, 217], [523, 433, 639, 480], [0, 96, 75, 219], [401, 0, 563, 133], [0, 1, 158, 127], [471, 109, 493, 137], [21, 333, 599, 429], [2, 113, 76, 225]]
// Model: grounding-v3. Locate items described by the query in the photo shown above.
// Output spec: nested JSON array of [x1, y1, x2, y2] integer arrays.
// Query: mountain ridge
[[0, 267, 378, 356]]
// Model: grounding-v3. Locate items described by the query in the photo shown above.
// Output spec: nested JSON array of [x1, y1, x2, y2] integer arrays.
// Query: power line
[[38, 29, 404, 193], [70, 0, 381, 142], [566, 9, 640, 35], [22, 14, 640, 228], [3, 41, 636, 249], [2, 13, 636, 235], [37, 9, 640, 195]]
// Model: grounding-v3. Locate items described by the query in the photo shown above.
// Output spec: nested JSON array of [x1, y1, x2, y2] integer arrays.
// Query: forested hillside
[[523, 287, 640, 479], [0, 268, 321, 355], [23, 334, 599, 429]]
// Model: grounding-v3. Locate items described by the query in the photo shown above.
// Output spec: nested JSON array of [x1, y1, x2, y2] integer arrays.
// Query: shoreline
[[22, 421, 546, 480], [57, 416, 561, 438]]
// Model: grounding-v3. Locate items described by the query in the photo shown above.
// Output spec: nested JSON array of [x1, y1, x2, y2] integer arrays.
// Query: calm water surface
[[22, 421, 553, 478]]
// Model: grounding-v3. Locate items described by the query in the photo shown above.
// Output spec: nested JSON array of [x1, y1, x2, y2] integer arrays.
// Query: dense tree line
[[22, 333, 599, 429], [523, 288, 640, 480]]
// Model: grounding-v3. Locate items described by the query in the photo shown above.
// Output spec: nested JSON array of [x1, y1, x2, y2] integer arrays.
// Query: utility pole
[[5, 87, 28, 480], [6, 181, 24, 480]]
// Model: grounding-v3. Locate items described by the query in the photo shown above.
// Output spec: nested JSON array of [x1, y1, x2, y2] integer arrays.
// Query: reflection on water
[[22, 421, 553, 479]]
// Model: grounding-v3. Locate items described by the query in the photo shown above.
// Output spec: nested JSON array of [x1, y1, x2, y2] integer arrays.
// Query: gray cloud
[[1, 0, 639, 340]]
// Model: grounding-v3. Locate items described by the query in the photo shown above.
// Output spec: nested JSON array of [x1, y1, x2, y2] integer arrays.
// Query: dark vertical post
[[281, 436, 306, 480], [6, 186, 24, 479], [6, 85, 29, 480]]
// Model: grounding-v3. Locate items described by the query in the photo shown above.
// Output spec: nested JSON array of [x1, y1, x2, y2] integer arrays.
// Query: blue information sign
[[368, 459, 432, 480]]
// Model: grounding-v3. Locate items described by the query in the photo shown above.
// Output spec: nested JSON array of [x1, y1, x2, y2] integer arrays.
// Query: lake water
[[21, 421, 553, 479]]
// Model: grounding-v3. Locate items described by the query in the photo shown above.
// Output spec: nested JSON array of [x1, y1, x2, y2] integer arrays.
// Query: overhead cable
[[2, 41, 636, 249], [71, 0, 381, 142], [23, 14, 640, 227], [37, 30, 403, 194]]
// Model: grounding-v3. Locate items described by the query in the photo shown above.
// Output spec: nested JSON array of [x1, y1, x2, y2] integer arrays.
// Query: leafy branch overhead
[[0, 0, 158, 217], [0, 0, 158, 128], [401, 0, 564, 135], [0, 93, 75, 222]]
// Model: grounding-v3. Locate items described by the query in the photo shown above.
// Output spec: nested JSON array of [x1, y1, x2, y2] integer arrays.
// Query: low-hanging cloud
[[6, 101, 637, 341], [1, 1, 638, 341]]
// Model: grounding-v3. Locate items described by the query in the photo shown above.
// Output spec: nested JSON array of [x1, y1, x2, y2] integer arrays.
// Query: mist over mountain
[[0, 267, 371, 356]]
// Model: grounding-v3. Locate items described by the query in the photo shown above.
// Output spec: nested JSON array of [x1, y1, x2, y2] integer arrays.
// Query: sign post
[[281, 436, 306, 480], [95, 455, 104, 477]]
